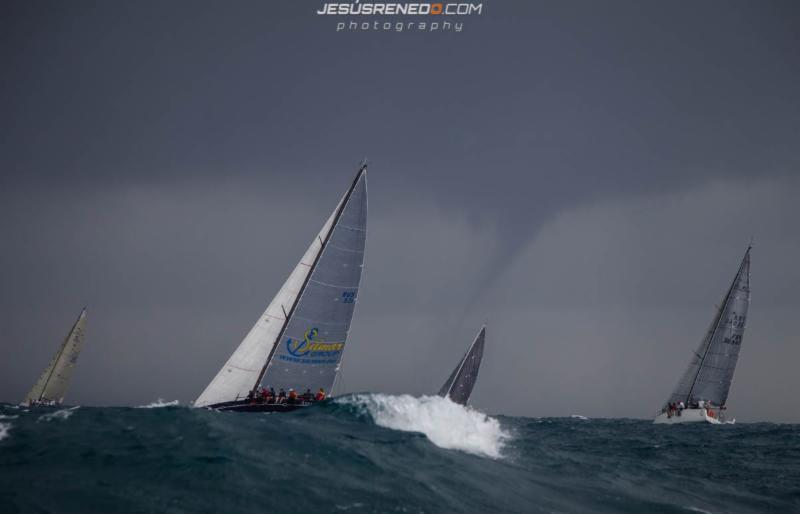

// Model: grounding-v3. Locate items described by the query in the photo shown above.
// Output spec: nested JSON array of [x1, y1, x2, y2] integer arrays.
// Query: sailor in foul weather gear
[[315, 388, 326, 401]]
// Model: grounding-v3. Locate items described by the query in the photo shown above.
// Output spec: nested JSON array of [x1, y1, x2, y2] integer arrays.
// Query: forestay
[[439, 326, 486, 405], [666, 247, 751, 407], [195, 166, 367, 407], [24, 308, 87, 405]]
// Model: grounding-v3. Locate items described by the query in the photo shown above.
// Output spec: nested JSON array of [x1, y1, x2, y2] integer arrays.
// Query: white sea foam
[[0, 422, 11, 441], [38, 406, 79, 422], [0, 414, 18, 420], [340, 394, 510, 459], [570, 414, 589, 420], [136, 399, 180, 408]]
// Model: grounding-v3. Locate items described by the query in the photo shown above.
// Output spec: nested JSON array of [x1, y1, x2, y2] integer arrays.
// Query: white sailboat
[[195, 163, 368, 412], [654, 246, 751, 425], [23, 308, 87, 407]]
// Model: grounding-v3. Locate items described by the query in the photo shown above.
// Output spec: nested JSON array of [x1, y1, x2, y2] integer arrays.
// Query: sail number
[[342, 291, 356, 304], [724, 333, 743, 346]]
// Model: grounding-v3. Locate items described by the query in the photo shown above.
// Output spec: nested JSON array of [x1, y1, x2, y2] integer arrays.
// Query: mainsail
[[439, 326, 486, 405], [666, 246, 751, 407], [24, 308, 87, 405], [195, 164, 367, 408]]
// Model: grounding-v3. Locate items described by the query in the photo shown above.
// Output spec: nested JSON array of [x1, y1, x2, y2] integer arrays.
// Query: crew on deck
[[663, 399, 724, 418], [246, 386, 327, 405]]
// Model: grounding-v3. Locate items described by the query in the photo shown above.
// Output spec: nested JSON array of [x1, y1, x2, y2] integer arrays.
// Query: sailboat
[[654, 246, 751, 424], [23, 308, 87, 407], [195, 163, 368, 412], [438, 326, 486, 406]]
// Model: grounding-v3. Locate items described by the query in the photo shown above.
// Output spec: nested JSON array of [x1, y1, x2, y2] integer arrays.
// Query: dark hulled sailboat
[[195, 163, 367, 412], [439, 326, 486, 406]]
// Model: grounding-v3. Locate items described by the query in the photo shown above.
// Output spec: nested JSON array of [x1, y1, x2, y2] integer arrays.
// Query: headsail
[[439, 326, 486, 405], [195, 164, 367, 408], [666, 246, 751, 407], [24, 308, 87, 405]]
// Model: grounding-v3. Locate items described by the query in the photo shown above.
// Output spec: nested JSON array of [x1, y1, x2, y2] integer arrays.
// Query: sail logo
[[286, 328, 344, 358]]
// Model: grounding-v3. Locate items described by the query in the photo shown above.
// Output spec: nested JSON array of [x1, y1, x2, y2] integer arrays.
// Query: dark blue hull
[[210, 399, 315, 413]]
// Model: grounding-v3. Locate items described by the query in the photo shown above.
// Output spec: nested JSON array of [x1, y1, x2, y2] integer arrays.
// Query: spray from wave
[[136, 399, 180, 409], [338, 394, 510, 459], [37, 406, 79, 423], [0, 422, 11, 442]]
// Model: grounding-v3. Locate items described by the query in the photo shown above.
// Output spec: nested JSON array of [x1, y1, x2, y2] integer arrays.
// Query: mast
[[251, 162, 368, 392], [684, 246, 751, 404]]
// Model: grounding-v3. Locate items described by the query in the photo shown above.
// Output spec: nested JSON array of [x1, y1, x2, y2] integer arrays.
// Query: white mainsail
[[24, 308, 87, 406], [195, 165, 367, 408]]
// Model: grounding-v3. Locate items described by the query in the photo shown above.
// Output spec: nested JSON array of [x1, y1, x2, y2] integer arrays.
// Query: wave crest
[[38, 406, 79, 422], [338, 394, 509, 459], [136, 399, 180, 409]]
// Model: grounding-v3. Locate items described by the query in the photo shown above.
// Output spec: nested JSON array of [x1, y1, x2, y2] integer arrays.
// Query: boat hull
[[207, 399, 316, 413], [653, 408, 723, 425]]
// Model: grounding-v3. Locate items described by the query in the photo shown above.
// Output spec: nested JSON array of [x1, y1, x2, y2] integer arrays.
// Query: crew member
[[315, 388, 326, 401], [288, 388, 298, 404]]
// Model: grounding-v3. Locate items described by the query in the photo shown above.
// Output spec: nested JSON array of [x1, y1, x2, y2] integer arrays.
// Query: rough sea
[[1, 395, 798, 513]]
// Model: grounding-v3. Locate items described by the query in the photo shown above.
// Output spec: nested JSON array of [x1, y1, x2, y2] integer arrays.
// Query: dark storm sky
[[1, 0, 798, 421]]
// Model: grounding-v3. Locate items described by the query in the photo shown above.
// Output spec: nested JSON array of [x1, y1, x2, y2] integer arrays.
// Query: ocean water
[[1, 395, 798, 513]]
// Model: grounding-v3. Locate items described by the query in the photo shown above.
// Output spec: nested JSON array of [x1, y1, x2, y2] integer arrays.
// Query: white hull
[[653, 408, 724, 425]]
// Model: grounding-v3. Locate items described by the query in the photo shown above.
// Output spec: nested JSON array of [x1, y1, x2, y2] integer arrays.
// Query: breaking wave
[[136, 399, 180, 409], [338, 394, 510, 458]]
